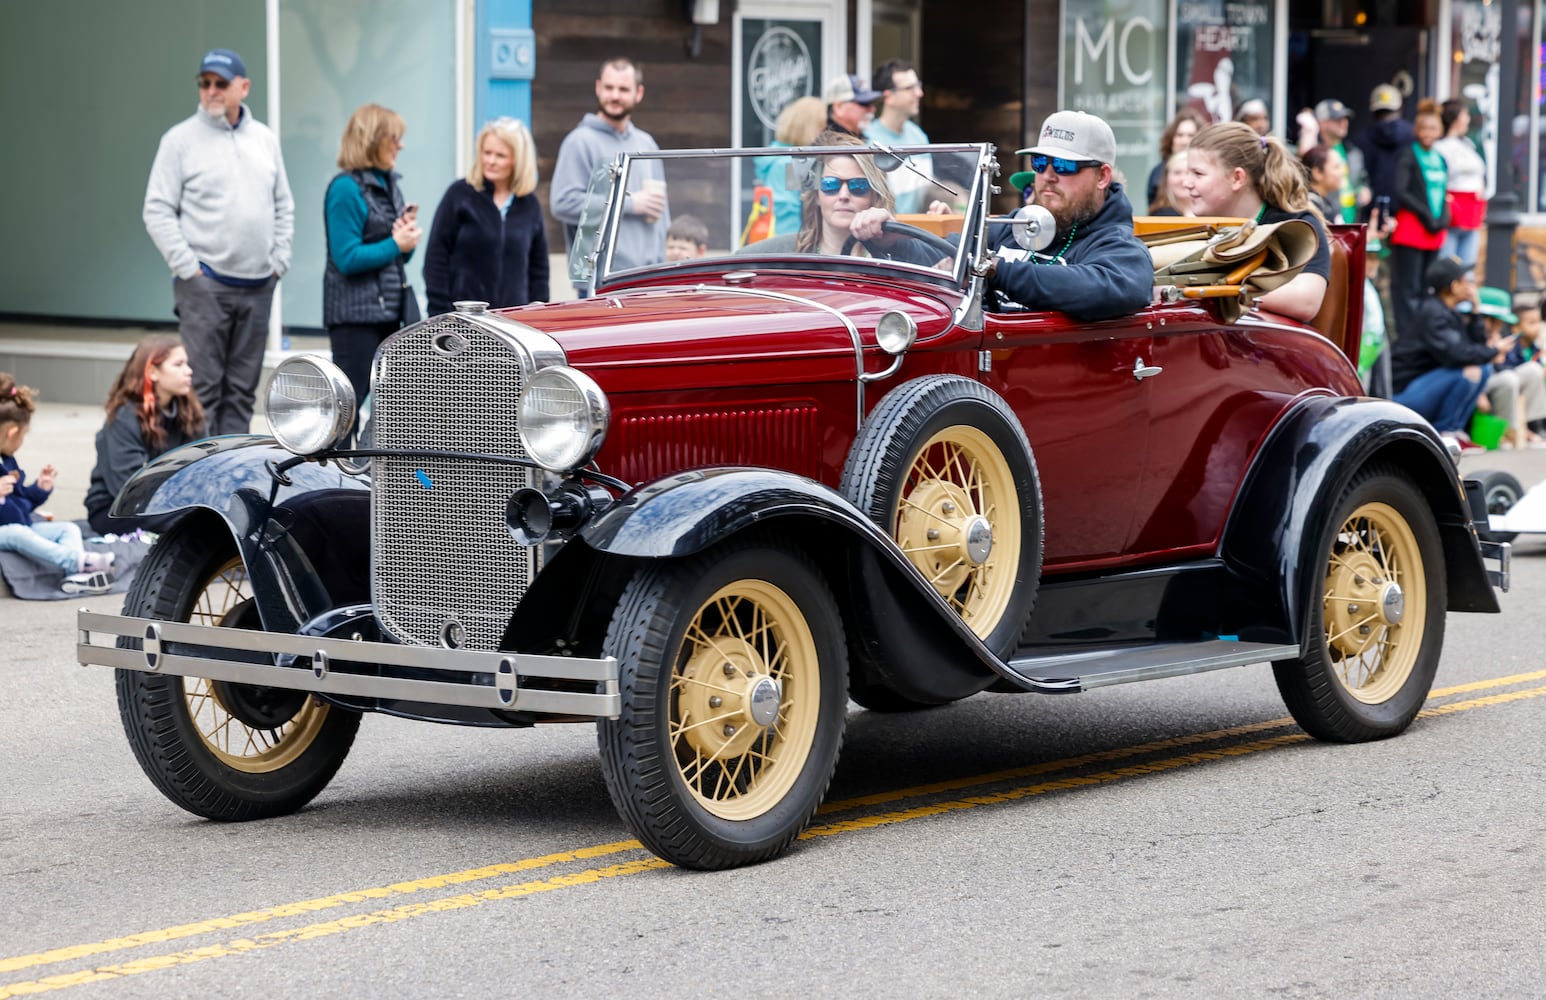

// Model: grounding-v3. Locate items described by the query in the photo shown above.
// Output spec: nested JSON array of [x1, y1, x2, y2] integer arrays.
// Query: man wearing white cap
[[850, 109, 1151, 320], [985, 110, 1153, 320]]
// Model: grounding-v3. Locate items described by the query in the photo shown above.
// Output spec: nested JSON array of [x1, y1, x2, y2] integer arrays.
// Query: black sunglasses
[[197, 77, 231, 90], [819, 176, 872, 196], [1030, 154, 1099, 176]]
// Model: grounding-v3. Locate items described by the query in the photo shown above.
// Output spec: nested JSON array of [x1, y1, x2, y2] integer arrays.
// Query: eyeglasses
[[819, 176, 872, 196], [197, 77, 231, 90], [1030, 154, 1099, 176]]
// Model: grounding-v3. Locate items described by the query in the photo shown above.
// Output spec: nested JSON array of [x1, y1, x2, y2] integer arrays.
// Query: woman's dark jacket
[[424, 179, 550, 315], [1393, 146, 1450, 234], [84, 402, 204, 533]]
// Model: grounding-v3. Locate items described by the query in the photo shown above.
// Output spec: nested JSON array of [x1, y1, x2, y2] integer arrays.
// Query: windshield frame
[[569, 142, 996, 294]]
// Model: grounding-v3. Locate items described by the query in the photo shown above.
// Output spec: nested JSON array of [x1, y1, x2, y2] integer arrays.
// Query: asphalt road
[[2, 445, 1544, 998]]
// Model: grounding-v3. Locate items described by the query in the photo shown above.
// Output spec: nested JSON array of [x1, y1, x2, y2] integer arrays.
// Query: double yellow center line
[[4, 669, 1544, 997]]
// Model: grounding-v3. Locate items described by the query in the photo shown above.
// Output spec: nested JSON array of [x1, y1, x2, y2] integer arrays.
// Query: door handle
[[1133, 357, 1163, 380]]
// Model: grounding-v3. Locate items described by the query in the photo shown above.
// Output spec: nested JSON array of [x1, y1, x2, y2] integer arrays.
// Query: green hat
[[1009, 171, 1034, 192], [1478, 286, 1518, 324]]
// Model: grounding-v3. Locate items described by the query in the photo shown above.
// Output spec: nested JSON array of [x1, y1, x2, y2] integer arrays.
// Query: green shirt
[[1414, 144, 1447, 221]]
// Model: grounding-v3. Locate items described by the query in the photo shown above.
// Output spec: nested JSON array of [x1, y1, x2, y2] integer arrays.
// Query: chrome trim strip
[[77, 611, 620, 718], [689, 283, 867, 429]]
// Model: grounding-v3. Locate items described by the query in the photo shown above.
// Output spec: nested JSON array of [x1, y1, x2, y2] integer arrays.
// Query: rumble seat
[[1310, 236, 1354, 358]]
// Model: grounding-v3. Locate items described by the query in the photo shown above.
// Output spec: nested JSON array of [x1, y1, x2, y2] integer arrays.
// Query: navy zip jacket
[[0, 453, 51, 526], [986, 181, 1153, 322], [423, 179, 550, 316], [1389, 296, 1495, 393]]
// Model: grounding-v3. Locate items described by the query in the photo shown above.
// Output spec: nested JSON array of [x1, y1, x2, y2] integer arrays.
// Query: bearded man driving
[[987, 111, 1153, 320], [853, 110, 1153, 322]]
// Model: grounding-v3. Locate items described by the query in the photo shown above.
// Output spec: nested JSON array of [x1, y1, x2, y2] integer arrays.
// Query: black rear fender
[[1221, 396, 1496, 645], [116, 436, 372, 632]]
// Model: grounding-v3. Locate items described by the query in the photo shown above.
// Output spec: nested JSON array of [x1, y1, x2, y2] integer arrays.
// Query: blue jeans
[[1442, 227, 1481, 266], [1394, 366, 1486, 433], [0, 520, 83, 573]]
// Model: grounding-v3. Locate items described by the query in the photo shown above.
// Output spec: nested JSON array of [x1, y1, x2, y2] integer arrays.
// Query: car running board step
[[1005, 640, 1300, 693]]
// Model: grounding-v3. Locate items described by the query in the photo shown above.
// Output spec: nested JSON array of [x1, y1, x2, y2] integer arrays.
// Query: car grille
[[370, 316, 536, 651]]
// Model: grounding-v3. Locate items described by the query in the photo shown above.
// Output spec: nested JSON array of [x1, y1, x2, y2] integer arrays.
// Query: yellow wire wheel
[[1318, 501, 1425, 705], [894, 424, 1020, 639], [669, 578, 820, 821], [181, 558, 333, 773]]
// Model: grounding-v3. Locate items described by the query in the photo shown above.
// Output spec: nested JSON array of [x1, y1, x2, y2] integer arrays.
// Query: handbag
[[399, 283, 422, 326]]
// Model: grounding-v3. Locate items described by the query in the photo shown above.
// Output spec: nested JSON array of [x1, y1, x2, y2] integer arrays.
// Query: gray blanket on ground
[[0, 523, 151, 601]]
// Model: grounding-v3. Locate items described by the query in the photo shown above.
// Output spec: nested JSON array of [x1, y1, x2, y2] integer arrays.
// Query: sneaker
[[62, 571, 112, 596], [78, 551, 115, 575]]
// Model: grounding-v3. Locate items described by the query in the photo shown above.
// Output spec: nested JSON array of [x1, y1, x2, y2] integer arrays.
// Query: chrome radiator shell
[[369, 312, 564, 652]]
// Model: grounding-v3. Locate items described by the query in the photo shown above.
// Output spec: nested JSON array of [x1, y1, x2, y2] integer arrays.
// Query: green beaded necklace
[[1034, 222, 1078, 265]]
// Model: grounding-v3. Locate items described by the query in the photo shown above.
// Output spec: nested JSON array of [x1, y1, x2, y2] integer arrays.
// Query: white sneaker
[[62, 571, 113, 596]]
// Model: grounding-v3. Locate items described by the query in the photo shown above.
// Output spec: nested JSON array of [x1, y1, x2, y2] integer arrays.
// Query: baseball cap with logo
[[1016, 110, 1118, 166], [199, 48, 247, 81], [1315, 98, 1353, 121], [1370, 84, 1402, 113], [824, 74, 881, 107]]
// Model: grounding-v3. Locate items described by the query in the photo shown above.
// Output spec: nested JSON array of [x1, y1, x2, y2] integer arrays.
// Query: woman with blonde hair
[[754, 96, 827, 237], [424, 117, 549, 315], [323, 103, 421, 411], [1184, 120, 1331, 322]]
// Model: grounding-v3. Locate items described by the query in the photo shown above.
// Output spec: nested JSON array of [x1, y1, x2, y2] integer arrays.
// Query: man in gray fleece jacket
[[550, 57, 669, 293], [143, 48, 294, 436]]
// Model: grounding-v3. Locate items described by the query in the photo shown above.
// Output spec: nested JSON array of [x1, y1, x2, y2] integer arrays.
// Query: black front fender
[[116, 436, 372, 632], [567, 467, 1006, 700], [1222, 396, 1497, 645]]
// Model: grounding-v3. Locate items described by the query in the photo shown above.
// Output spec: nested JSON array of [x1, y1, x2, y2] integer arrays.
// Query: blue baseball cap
[[199, 48, 247, 81]]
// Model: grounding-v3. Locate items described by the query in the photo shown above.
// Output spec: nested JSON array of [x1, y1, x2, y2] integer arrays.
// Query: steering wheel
[[840, 220, 958, 262]]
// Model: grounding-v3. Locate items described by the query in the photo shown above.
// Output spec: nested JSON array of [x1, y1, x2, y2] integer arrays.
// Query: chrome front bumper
[[77, 611, 620, 718]]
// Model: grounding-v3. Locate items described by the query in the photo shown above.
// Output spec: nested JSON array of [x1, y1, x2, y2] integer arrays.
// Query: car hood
[[496, 279, 957, 390]]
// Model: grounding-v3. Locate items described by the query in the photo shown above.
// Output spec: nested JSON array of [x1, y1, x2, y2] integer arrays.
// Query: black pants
[[1389, 244, 1437, 342], [173, 274, 276, 436], [327, 322, 397, 415]]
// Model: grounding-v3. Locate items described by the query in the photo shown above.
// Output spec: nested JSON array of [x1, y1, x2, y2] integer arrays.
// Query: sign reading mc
[[1073, 15, 1157, 86]]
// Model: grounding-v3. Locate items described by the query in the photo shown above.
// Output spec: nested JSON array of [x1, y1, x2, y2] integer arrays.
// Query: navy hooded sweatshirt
[[1354, 114, 1416, 205], [986, 181, 1153, 322], [423, 179, 550, 315]]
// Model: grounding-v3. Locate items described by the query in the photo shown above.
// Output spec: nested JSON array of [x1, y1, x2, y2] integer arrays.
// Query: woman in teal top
[[1389, 99, 1450, 341], [751, 97, 825, 243]]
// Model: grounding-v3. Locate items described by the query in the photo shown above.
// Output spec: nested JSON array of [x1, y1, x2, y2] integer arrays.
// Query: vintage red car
[[80, 142, 1507, 870]]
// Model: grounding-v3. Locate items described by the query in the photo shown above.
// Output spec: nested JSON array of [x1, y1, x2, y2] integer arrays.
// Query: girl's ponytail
[[0, 373, 37, 428]]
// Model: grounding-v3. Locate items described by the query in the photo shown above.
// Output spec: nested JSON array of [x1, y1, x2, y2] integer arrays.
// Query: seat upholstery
[[1310, 237, 1351, 355]]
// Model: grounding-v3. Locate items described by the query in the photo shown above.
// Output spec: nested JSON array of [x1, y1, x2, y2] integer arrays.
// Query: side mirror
[[1012, 205, 1057, 252]]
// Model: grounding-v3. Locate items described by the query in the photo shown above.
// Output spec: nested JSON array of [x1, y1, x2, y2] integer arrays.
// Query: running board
[[1006, 640, 1300, 693]]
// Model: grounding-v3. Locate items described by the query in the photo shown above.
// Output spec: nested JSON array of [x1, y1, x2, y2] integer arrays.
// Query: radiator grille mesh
[[370, 317, 535, 651]]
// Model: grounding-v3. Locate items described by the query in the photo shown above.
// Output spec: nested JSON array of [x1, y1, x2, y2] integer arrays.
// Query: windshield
[[568, 143, 991, 290]]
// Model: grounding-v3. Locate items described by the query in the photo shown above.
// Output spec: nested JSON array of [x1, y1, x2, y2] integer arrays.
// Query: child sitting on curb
[[0, 374, 115, 594]]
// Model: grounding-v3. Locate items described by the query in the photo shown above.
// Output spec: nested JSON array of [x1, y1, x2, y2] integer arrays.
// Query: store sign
[[1061, 0, 1168, 197], [740, 19, 820, 147], [1176, 0, 1273, 125]]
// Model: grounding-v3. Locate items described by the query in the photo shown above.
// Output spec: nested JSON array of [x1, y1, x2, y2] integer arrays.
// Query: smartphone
[[404, 203, 419, 217], [1374, 195, 1392, 220]]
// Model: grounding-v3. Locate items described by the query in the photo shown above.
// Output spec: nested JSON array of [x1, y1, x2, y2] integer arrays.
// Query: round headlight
[[518, 366, 609, 471], [265, 356, 356, 455], [876, 310, 918, 355]]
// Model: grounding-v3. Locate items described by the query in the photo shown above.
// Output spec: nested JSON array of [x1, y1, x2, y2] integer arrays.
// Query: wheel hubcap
[[183, 558, 331, 772], [1320, 501, 1426, 704], [893, 426, 1020, 637], [669, 580, 819, 821]]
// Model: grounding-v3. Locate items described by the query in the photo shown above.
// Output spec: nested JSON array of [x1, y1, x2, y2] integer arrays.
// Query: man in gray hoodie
[[550, 58, 669, 292], [143, 48, 294, 436]]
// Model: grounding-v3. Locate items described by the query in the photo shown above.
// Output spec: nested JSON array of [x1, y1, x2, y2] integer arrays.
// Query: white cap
[[1016, 110, 1117, 165]]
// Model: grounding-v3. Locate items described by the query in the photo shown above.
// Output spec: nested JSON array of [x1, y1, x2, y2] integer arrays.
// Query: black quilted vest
[[323, 170, 407, 327]]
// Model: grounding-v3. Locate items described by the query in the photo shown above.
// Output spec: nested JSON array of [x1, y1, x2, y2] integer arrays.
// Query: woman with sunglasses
[[793, 133, 942, 265], [1185, 121, 1331, 323]]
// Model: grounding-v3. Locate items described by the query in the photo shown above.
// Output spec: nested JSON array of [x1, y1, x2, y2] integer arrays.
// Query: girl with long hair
[[1185, 121, 1332, 322], [84, 334, 207, 536]]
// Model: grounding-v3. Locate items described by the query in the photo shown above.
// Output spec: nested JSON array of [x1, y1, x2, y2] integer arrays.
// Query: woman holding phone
[[323, 103, 421, 414]]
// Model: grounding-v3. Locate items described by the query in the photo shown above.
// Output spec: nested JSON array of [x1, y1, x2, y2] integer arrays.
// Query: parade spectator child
[[1475, 287, 1546, 447], [0, 375, 115, 594], [665, 214, 709, 261], [1508, 294, 1546, 437], [85, 336, 207, 537]]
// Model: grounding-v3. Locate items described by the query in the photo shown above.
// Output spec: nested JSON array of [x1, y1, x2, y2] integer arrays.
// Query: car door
[[980, 308, 1154, 569]]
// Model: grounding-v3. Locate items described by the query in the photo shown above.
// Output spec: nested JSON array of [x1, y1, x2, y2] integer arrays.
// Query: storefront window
[[1175, 0, 1274, 126], [1060, 0, 1169, 200]]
